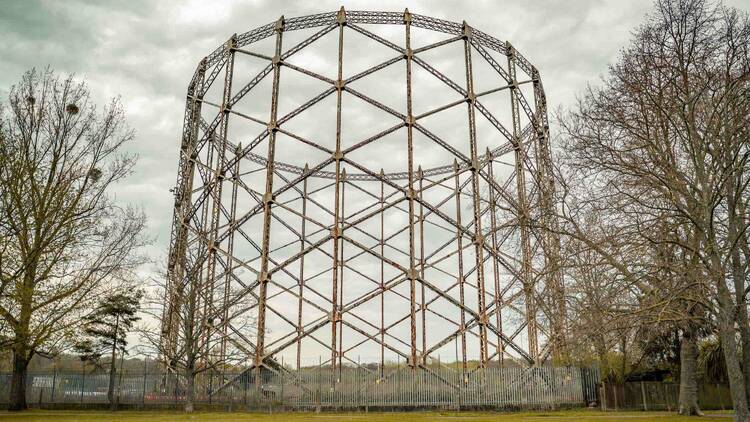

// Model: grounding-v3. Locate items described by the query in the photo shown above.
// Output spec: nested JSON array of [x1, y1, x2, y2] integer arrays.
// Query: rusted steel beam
[[338, 169, 346, 378], [533, 68, 567, 361], [163, 10, 560, 378], [453, 161, 468, 376], [255, 16, 285, 387], [329, 6, 346, 383], [205, 34, 236, 362], [220, 142, 241, 363], [404, 8, 419, 370], [462, 22, 489, 367], [487, 149, 505, 366], [296, 165, 308, 370], [507, 41, 538, 363], [418, 167, 426, 366], [162, 58, 206, 369], [380, 169, 385, 379]]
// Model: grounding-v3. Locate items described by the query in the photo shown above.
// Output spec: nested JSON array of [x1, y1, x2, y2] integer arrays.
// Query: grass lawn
[[0, 410, 735, 421]]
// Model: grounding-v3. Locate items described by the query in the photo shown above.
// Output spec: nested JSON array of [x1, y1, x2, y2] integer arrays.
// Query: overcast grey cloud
[[2, 0, 747, 362], [0, 0, 718, 264]]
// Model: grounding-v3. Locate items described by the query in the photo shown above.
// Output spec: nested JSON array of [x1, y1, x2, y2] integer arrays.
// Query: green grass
[[0, 409, 735, 422]]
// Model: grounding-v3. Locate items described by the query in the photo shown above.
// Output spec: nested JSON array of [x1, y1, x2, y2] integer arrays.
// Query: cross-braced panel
[[162, 8, 565, 381]]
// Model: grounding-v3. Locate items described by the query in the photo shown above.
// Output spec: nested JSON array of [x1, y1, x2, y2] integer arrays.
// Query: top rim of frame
[[188, 9, 544, 182]]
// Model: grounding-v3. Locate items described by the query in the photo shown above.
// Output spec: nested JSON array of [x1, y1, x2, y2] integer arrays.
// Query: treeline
[[552, 0, 750, 420], [0, 353, 152, 374]]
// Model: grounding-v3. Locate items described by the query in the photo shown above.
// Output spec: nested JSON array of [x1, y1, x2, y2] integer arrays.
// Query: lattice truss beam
[[161, 8, 566, 378]]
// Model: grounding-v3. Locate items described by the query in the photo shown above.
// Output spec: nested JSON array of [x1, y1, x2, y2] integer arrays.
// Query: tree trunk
[[619, 334, 628, 382], [678, 329, 702, 415], [710, 198, 748, 421], [108, 354, 117, 411], [718, 306, 750, 421], [108, 314, 119, 411], [594, 336, 609, 382], [9, 349, 30, 411], [728, 182, 750, 407], [738, 296, 750, 407], [185, 366, 195, 413]]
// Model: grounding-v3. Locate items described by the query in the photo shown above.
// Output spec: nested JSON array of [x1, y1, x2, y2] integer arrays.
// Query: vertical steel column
[[404, 8, 419, 369], [532, 69, 566, 361], [296, 164, 309, 371], [329, 7, 346, 382], [196, 83, 218, 362], [255, 16, 285, 381], [486, 148, 504, 366], [507, 41, 537, 362], [202, 37, 237, 361], [220, 142, 241, 363], [462, 22, 488, 366], [418, 166, 426, 366], [379, 168, 385, 379], [196, 162, 212, 364], [164, 58, 206, 367], [453, 160, 468, 376], [338, 168, 346, 378]]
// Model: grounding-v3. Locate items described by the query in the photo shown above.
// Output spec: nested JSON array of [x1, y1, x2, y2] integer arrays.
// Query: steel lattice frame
[[162, 8, 566, 381]]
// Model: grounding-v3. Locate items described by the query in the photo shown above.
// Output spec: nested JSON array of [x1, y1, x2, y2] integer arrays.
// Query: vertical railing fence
[[599, 381, 733, 411], [0, 365, 599, 410]]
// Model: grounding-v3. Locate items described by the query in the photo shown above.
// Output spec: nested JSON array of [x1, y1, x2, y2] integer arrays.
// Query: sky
[[0, 0, 722, 262], [2, 0, 747, 363], [0, 0, 671, 260]]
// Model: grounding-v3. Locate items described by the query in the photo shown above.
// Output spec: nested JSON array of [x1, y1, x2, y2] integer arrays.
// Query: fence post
[[317, 356, 322, 412], [397, 356, 401, 406], [641, 381, 648, 411], [243, 371, 248, 407], [280, 356, 285, 410], [80, 363, 85, 405], [664, 383, 671, 412], [50, 366, 57, 404], [116, 354, 124, 410], [453, 368, 464, 411], [357, 356, 361, 409], [141, 358, 147, 408], [364, 360, 369, 412], [173, 371, 178, 409], [479, 366, 487, 406]]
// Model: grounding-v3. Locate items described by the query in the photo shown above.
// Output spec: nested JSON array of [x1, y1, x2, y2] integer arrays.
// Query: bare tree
[[557, 144, 719, 414], [0, 68, 146, 411], [557, 0, 750, 419], [560, 208, 640, 381], [141, 268, 253, 413]]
